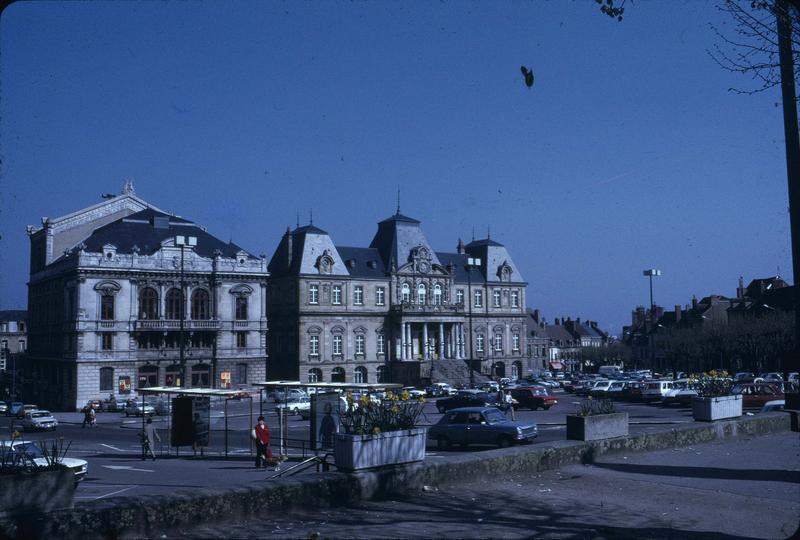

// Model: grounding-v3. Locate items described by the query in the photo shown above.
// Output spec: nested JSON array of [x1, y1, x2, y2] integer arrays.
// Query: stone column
[[438, 323, 444, 359], [405, 323, 411, 360], [400, 323, 406, 360], [423, 323, 429, 360]]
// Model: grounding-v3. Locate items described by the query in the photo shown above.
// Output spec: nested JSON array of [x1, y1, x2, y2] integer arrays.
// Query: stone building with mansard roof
[[266, 210, 529, 386], [25, 182, 268, 410]]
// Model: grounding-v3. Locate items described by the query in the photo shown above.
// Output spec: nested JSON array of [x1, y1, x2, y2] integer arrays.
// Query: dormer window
[[102, 243, 117, 260], [316, 250, 335, 274]]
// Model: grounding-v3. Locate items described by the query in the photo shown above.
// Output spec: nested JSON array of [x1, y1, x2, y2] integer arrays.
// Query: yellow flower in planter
[[417, 396, 426, 404], [373, 426, 381, 434], [359, 394, 371, 407], [401, 390, 411, 401]]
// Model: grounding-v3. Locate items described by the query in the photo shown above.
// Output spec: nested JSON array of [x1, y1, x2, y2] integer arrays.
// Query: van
[[598, 366, 622, 378], [642, 380, 676, 403]]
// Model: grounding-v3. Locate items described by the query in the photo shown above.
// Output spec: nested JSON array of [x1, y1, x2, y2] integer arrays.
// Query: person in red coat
[[252, 415, 272, 468]]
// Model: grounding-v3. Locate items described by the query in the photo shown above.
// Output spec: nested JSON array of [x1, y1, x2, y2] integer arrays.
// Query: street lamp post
[[465, 256, 481, 387], [642, 269, 663, 376], [176, 235, 197, 388]]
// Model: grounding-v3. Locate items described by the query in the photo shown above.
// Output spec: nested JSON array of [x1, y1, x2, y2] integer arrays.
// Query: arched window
[[191, 289, 210, 320], [417, 283, 426, 305], [138, 365, 159, 388], [433, 284, 442, 305], [100, 295, 115, 321], [494, 362, 506, 378], [191, 363, 211, 387], [511, 361, 522, 380], [165, 364, 181, 386], [166, 288, 183, 319], [138, 288, 159, 320], [401, 283, 411, 303], [308, 368, 322, 383], [331, 367, 345, 383], [376, 365, 386, 384], [235, 296, 248, 320], [354, 366, 367, 384]]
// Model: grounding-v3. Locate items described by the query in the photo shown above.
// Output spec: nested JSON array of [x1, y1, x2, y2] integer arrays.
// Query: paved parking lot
[[0, 391, 754, 500]]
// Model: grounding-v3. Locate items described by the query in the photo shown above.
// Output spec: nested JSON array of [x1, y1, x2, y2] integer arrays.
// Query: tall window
[[456, 289, 464, 305], [512, 333, 520, 351], [235, 296, 248, 320], [401, 283, 411, 303], [309, 335, 319, 356], [333, 334, 343, 355], [191, 364, 211, 388], [354, 366, 367, 384], [417, 284, 426, 304], [376, 334, 386, 354], [376, 287, 385, 306], [354, 286, 363, 305], [331, 367, 345, 383], [166, 288, 183, 319], [236, 363, 248, 385], [138, 365, 159, 388], [309, 284, 319, 304], [511, 290, 519, 308], [99, 366, 114, 391], [474, 290, 483, 308], [236, 331, 247, 349], [355, 334, 365, 355], [376, 365, 386, 383], [100, 295, 115, 320], [191, 289, 210, 320], [101, 333, 113, 350], [139, 288, 159, 319], [308, 368, 322, 383], [332, 285, 342, 305], [476, 334, 485, 352], [493, 289, 501, 307], [494, 333, 503, 352], [433, 284, 442, 305]]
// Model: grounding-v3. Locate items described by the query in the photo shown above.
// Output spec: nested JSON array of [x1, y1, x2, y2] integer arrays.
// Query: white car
[[125, 401, 156, 417], [1, 441, 88, 484], [642, 380, 677, 403], [270, 389, 308, 403], [760, 399, 785, 413], [21, 410, 58, 431], [275, 396, 311, 416], [401, 387, 425, 399]]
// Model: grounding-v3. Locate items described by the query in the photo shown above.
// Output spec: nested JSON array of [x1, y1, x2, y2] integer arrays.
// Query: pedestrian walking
[[89, 406, 97, 427], [81, 405, 92, 428], [191, 412, 207, 457], [251, 415, 272, 469], [505, 390, 516, 421], [141, 417, 160, 461]]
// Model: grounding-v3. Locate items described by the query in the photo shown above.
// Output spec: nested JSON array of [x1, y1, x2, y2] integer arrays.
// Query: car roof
[[446, 406, 500, 413]]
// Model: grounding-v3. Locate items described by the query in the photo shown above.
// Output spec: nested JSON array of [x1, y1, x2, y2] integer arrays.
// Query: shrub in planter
[[566, 397, 628, 441], [690, 374, 741, 421]]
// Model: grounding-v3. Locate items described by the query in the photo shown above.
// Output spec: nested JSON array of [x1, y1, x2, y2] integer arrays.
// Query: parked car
[[16, 404, 38, 419], [269, 389, 308, 403], [733, 372, 756, 383], [401, 387, 426, 399], [620, 381, 645, 402], [589, 380, 615, 397], [662, 382, 698, 407], [575, 380, 608, 397], [760, 399, 785, 413], [642, 380, 677, 403], [276, 396, 311, 416], [0, 402, 7, 414], [6, 402, 23, 417], [21, 410, 58, 431], [429, 407, 537, 449], [732, 383, 784, 408], [426, 383, 456, 397], [124, 400, 156, 417], [436, 390, 499, 413], [0, 441, 88, 485], [605, 381, 627, 400], [759, 373, 784, 384], [510, 387, 558, 410]]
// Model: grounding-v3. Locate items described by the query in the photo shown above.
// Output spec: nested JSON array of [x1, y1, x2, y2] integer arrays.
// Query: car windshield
[[483, 409, 506, 423], [14, 443, 43, 459], [31, 412, 51, 418]]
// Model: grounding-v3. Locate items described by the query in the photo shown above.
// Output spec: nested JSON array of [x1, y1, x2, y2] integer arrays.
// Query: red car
[[510, 387, 558, 411], [732, 383, 784, 408]]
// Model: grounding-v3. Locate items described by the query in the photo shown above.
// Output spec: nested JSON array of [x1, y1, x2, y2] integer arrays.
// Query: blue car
[[429, 406, 537, 450], [6, 402, 23, 417]]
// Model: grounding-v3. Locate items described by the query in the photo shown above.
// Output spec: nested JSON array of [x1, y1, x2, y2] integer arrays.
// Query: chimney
[[555, 318, 560, 325], [737, 276, 744, 299], [457, 238, 465, 254], [285, 227, 293, 269], [576, 317, 581, 324], [533, 309, 540, 322], [692, 296, 698, 309], [675, 305, 682, 323]]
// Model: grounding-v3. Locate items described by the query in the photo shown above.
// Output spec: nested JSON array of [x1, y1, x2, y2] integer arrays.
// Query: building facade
[[25, 184, 268, 410], [267, 212, 529, 386], [0, 310, 27, 400]]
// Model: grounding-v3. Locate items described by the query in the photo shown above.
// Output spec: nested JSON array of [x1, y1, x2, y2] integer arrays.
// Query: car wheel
[[292, 408, 300, 416], [497, 435, 513, 449], [436, 436, 451, 451], [543, 406, 551, 411]]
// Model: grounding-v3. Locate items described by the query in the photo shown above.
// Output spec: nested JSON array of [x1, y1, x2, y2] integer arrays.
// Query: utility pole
[[643, 269, 662, 376], [176, 235, 197, 388], [466, 257, 481, 387]]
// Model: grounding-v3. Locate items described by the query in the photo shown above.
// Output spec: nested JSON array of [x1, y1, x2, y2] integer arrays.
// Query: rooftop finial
[[396, 187, 401, 215], [471, 226, 475, 241], [487, 225, 491, 240], [296, 211, 300, 229], [122, 179, 135, 195], [310, 208, 313, 226]]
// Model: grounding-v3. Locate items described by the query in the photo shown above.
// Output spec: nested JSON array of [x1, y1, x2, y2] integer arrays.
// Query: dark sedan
[[436, 390, 498, 413], [429, 407, 538, 449], [510, 387, 558, 410]]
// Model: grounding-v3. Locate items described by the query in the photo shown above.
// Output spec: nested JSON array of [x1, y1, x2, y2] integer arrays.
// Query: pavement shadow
[[592, 462, 800, 484]]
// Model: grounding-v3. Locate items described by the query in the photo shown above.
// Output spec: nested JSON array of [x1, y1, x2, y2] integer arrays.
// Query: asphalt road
[[162, 431, 800, 540], [0, 392, 735, 501]]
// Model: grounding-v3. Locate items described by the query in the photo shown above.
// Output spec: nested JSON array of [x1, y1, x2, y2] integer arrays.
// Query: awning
[[549, 362, 564, 370]]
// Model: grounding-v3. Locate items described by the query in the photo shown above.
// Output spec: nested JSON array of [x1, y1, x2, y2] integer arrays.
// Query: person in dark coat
[[252, 415, 271, 469], [142, 417, 160, 460]]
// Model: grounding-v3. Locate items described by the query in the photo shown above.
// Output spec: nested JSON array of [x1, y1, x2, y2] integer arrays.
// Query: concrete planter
[[0, 466, 75, 516], [692, 395, 742, 421], [334, 427, 427, 471], [566, 413, 628, 441]]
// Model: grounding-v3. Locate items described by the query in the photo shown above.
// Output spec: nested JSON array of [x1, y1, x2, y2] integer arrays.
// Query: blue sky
[[0, 1, 791, 335]]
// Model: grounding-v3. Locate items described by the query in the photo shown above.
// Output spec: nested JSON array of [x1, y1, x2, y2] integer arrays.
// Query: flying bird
[[520, 66, 534, 88]]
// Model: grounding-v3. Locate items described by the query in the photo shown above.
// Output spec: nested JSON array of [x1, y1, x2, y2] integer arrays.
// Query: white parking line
[[100, 443, 125, 452], [75, 486, 138, 500]]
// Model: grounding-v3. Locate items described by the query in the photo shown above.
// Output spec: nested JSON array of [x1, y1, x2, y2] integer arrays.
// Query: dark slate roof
[[293, 224, 329, 235], [545, 323, 575, 344], [466, 238, 504, 248], [335, 246, 387, 279], [62, 209, 256, 261], [378, 213, 420, 225], [435, 252, 485, 283], [369, 212, 438, 270], [568, 323, 594, 338], [745, 276, 788, 299], [753, 285, 795, 312], [0, 310, 27, 322]]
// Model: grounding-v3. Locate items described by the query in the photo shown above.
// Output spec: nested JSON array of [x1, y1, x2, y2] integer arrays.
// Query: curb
[[0, 412, 790, 539]]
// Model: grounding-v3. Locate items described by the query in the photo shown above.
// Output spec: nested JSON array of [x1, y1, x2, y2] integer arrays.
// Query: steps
[[429, 357, 489, 387]]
